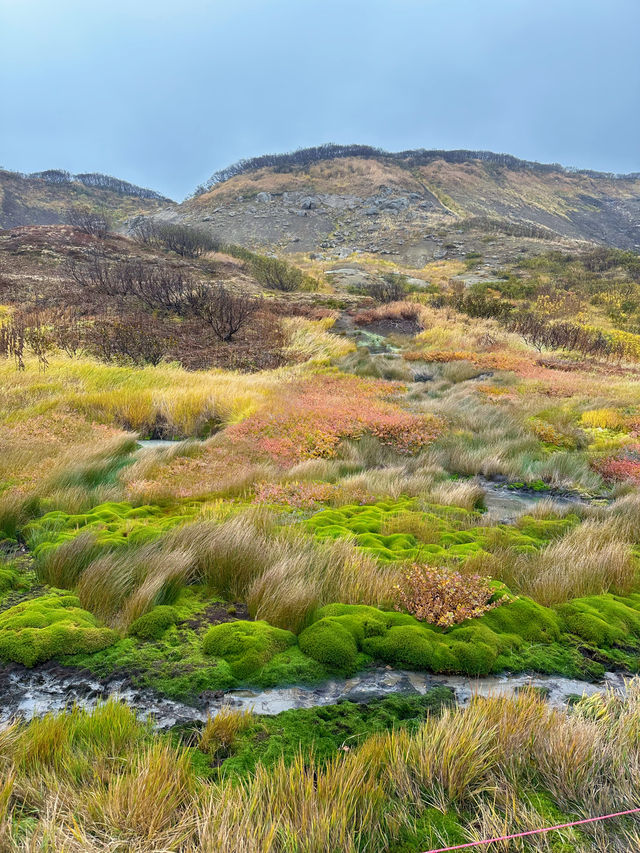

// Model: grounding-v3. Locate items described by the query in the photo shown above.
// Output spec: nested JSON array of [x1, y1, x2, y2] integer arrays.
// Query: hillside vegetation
[[171, 145, 640, 261], [2, 152, 640, 849], [0, 169, 173, 230]]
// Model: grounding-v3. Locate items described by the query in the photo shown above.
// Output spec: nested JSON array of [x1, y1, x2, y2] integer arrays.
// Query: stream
[[477, 477, 606, 522], [0, 662, 630, 730]]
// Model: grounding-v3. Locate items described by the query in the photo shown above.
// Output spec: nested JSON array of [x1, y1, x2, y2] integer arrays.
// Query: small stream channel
[[477, 477, 607, 522], [0, 663, 630, 730]]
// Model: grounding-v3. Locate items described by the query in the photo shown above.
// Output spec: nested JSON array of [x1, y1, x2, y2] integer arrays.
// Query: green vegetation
[[305, 499, 576, 563], [202, 620, 297, 679], [128, 605, 179, 640], [25, 501, 193, 561], [3, 689, 640, 850], [0, 592, 117, 666], [5, 216, 640, 849], [204, 687, 456, 776]]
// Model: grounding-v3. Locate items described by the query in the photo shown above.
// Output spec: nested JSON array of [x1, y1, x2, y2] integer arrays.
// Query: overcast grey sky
[[1, 0, 639, 200]]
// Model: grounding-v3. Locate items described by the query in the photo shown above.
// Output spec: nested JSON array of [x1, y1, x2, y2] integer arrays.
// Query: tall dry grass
[[41, 506, 394, 633], [505, 518, 637, 605], [167, 509, 395, 632], [5, 687, 640, 851]]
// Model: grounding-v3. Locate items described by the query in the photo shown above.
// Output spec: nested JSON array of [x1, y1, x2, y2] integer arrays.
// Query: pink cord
[[423, 806, 640, 852]]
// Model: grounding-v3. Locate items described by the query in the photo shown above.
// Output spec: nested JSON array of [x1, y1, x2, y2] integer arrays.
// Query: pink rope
[[423, 806, 640, 852]]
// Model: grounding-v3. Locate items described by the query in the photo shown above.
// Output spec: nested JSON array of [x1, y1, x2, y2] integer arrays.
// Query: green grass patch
[[203, 687, 456, 778], [305, 499, 575, 563], [25, 500, 197, 564]]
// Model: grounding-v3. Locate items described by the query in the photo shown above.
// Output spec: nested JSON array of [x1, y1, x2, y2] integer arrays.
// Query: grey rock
[[256, 192, 272, 203]]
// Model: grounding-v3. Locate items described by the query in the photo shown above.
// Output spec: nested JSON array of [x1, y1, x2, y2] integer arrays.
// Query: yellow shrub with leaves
[[394, 564, 508, 627]]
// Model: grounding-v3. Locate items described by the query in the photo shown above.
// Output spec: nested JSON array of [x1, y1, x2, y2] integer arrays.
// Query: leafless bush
[[132, 219, 219, 258], [0, 312, 54, 370], [66, 251, 194, 313], [84, 314, 172, 365], [0, 314, 25, 369], [368, 272, 408, 303], [188, 283, 259, 342], [66, 206, 111, 239], [50, 309, 85, 357]]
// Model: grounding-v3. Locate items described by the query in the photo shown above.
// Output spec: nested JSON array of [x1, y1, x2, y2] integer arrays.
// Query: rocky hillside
[[165, 146, 640, 265], [0, 168, 174, 230]]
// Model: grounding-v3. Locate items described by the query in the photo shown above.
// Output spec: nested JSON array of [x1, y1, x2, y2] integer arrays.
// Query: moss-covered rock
[[128, 605, 178, 641], [202, 620, 297, 680], [0, 593, 117, 667]]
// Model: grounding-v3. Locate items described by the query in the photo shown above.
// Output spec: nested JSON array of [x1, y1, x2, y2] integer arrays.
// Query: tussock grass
[[199, 707, 254, 757], [283, 316, 355, 363], [170, 510, 393, 632], [39, 506, 393, 632], [76, 544, 195, 629], [0, 353, 286, 438], [498, 519, 637, 605], [6, 687, 640, 851]]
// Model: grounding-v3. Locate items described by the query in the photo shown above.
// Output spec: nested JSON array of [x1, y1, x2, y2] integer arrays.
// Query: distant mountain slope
[[0, 169, 175, 229], [170, 146, 640, 261]]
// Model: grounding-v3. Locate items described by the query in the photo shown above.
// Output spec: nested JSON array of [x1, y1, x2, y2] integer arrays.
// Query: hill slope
[[0, 168, 175, 229], [169, 146, 640, 263]]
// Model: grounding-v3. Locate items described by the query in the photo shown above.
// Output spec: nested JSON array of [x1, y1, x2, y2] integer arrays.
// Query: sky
[[1, 0, 639, 200]]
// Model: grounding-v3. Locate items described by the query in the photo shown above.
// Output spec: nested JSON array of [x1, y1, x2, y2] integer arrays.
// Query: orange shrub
[[394, 564, 507, 627], [404, 350, 525, 372]]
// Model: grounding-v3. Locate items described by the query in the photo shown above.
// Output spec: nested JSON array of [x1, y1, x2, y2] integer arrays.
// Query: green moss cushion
[[202, 620, 297, 679], [0, 593, 117, 667], [128, 605, 178, 641], [557, 593, 640, 646]]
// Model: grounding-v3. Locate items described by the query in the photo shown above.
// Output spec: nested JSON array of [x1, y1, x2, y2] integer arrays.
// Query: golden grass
[[199, 707, 254, 757], [5, 686, 640, 851], [497, 519, 637, 605], [282, 316, 355, 362]]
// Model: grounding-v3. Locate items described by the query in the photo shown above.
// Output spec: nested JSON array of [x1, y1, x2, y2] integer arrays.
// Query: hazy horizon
[[2, 0, 639, 200]]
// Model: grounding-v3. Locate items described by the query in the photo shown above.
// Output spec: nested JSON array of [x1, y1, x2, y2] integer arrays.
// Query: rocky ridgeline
[[164, 153, 640, 262]]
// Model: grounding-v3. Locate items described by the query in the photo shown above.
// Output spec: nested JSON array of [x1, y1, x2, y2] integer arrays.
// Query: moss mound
[[128, 605, 178, 641], [298, 619, 359, 674], [202, 620, 297, 680], [0, 564, 24, 597], [557, 593, 640, 646], [0, 593, 117, 667], [299, 598, 564, 677], [24, 501, 193, 562], [305, 500, 567, 564]]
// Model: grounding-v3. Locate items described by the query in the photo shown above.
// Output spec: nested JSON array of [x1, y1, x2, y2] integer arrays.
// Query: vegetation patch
[[0, 592, 117, 666], [25, 501, 194, 560], [305, 499, 570, 563], [200, 687, 456, 777], [202, 620, 298, 679]]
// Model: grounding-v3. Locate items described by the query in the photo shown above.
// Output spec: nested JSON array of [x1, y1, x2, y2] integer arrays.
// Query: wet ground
[[0, 661, 630, 730]]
